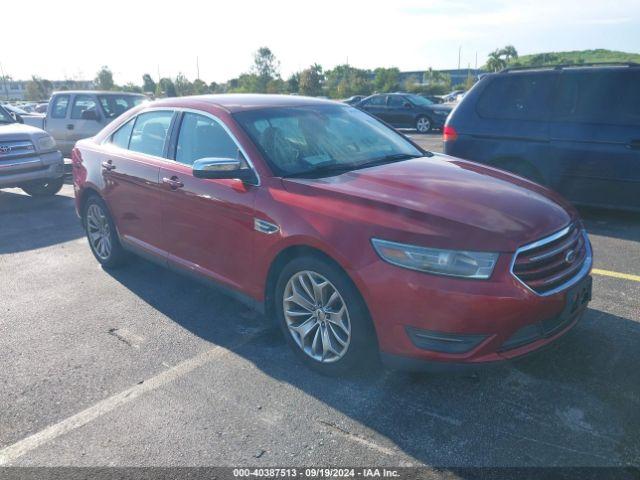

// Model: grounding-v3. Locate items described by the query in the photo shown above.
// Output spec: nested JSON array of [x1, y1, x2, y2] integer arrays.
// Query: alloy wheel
[[416, 117, 431, 133], [283, 270, 351, 363], [86, 203, 112, 260]]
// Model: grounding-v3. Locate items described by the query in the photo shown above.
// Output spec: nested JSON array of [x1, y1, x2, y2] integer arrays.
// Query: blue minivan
[[444, 64, 640, 211]]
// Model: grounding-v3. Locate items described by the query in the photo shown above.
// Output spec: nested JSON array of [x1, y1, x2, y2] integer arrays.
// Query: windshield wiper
[[351, 153, 422, 171], [284, 163, 358, 179], [284, 153, 423, 179]]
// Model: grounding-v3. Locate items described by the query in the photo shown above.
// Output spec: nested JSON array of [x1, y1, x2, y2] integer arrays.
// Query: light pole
[[0, 62, 9, 101]]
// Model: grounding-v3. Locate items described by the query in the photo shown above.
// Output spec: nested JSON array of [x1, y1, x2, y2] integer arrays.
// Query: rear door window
[[128, 111, 174, 157], [99, 95, 146, 119], [477, 73, 555, 121], [554, 69, 640, 126], [70, 95, 98, 120], [388, 96, 406, 108], [368, 95, 387, 106]]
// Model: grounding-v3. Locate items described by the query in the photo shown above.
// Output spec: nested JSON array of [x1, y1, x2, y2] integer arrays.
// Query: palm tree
[[486, 50, 507, 72], [500, 45, 519, 64]]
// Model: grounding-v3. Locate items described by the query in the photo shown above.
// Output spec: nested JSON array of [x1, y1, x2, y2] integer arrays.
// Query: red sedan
[[72, 95, 592, 374]]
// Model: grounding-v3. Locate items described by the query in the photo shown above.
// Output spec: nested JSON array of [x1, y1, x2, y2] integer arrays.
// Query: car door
[[471, 72, 553, 182], [549, 69, 640, 210], [68, 94, 104, 145], [386, 95, 412, 127], [359, 95, 389, 123], [158, 111, 257, 291], [46, 94, 72, 155], [101, 110, 175, 255]]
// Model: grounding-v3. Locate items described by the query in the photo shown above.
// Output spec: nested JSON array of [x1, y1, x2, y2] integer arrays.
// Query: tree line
[[89, 47, 461, 100], [22, 46, 519, 101]]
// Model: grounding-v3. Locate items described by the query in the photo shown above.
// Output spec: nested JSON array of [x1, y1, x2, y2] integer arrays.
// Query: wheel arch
[[78, 186, 103, 221], [263, 245, 378, 345]]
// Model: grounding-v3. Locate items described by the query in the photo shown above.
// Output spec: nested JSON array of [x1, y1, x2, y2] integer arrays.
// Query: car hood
[[281, 154, 575, 252], [0, 122, 46, 140]]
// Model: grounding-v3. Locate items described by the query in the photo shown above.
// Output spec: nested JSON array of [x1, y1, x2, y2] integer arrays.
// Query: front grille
[[0, 140, 36, 161], [512, 223, 589, 295]]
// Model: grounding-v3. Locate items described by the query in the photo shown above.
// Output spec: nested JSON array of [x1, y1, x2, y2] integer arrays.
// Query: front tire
[[415, 116, 432, 133], [275, 256, 378, 375], [83, 195, 128, 268], [21, 177, 64, 197]]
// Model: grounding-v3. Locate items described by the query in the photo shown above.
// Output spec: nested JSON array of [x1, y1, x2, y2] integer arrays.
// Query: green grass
[[509, 49, 640, 67]]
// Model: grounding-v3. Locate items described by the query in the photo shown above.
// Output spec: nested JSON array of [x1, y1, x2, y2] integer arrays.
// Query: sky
[[3, 0, 639, 85]]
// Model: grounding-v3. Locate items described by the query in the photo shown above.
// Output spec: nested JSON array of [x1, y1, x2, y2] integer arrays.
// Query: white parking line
[[0, 329, 268, 466]]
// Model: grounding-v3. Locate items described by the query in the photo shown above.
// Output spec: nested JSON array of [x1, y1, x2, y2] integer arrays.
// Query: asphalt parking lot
[[1, 132, 639, 469]]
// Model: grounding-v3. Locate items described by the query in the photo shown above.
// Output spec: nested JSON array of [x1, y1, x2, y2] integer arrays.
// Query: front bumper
[[354, 254, 592, 368], [0, 150, 64, 188], [430, 114, 449, 128]]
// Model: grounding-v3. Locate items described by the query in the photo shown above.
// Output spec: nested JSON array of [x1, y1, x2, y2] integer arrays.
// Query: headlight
[[371, 238, 498, 279], [37, 135, 56, 151]]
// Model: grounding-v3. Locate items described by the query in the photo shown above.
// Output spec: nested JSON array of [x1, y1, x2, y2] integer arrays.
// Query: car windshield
[[233, 105, 424, 177], [0, 106, 15, 123], [98, 94, 146, 119], [406, 94, 434, 106]]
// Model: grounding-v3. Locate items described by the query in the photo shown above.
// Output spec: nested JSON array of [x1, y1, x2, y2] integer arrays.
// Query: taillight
[[443, 125, 458, 142], [71, 147, 82, 165]]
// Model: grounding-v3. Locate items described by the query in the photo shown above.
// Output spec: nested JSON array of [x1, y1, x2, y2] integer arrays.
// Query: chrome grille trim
[[0, 140, 36, 160], [510, 224, 592, 297]]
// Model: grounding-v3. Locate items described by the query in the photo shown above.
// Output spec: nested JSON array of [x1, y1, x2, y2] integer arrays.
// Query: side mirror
[[192, 157, 256, 183], [81, 110, 100, 121]]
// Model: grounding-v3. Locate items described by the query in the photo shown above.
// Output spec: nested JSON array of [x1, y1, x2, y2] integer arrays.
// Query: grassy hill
[[509, 49, 640, 67]]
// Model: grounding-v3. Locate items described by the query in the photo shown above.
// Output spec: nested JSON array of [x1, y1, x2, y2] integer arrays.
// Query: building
[[0, 79, 95, 101], [399, 68, 485, 87]]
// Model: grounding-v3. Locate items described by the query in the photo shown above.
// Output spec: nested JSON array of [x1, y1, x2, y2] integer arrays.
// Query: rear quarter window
[[476, 73, 555, 121], [553, 69, 640, 126]]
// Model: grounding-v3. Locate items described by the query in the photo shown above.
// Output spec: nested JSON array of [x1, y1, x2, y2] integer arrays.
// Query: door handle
[[101, 160, 116, 171], [66, 124, 74, 130], [628, 140, 640, 150], [162, 176, 184, 190]]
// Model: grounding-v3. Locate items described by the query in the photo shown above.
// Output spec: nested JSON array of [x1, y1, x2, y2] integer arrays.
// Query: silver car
[[45, 91, 147, 157], [0, 105, 64, 196]]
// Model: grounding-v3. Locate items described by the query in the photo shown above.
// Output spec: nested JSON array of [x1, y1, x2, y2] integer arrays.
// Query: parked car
[[422, 94, 444, 104], [72, 94, 592, 374], [0, 104, 64, 196], [34, 102, 49, 114], [1, 104, 46, 129], [441, 89, 465, 103], [16, 103, 37, 113], [342, 95, 366, 105], [31, 91, 147, 157], [444, 63, 640, 212], [357, 93, 452, 132]]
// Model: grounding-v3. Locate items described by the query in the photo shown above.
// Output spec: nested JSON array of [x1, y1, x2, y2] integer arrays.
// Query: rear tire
[[274, 255, 378, 376], [21, 177, 64, 197], [82, 195, 128, 268]]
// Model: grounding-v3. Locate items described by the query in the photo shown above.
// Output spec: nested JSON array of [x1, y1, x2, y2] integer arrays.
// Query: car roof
[[149, 94, 341, 113], [498, 63, 640, 75], [51, 90, 146, 95]]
